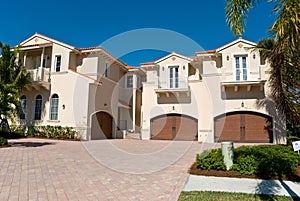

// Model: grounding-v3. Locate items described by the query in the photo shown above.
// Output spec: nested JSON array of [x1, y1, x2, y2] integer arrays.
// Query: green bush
[[231, 145, 300, 178], [196, 149, 226, 171], [0, 125, 26, 139], [230, 155, 258, 175], [0, 137, 8, 146], [26, 126, 79, 140]]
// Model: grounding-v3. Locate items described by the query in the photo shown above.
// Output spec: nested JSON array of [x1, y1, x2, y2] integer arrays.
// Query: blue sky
[[1, 0, 276, 66]]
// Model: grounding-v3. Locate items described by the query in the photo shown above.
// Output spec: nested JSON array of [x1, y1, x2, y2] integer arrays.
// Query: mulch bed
[[189, 162, 300, 182]]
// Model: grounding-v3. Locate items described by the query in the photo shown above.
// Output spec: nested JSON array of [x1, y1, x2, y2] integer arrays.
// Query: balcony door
[[169, 66, 179, 88], [235, 56, 248, 81]]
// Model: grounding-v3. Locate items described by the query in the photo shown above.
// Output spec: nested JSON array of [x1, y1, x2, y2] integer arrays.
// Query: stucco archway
[[91, 111, 113, 140]]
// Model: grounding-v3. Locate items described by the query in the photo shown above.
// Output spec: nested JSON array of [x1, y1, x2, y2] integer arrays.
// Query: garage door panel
[[215, 115, 240, 142], [175, 116, 197, 140], [214, 112, 273, 143], [151, 115, 197, 141], [245, 114, 273, 142]]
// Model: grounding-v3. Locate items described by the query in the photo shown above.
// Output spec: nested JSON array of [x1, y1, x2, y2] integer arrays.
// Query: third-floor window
[[55, 55, 61, 72], [169, 66, 179, 88], [235, 56, 247, 81]]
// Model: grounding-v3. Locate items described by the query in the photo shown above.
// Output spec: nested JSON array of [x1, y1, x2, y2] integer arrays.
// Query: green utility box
[[221, 141, 234, 170]]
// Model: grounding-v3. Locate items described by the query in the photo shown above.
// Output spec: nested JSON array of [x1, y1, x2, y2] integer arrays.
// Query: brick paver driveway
[[0, 138, 213, 201]]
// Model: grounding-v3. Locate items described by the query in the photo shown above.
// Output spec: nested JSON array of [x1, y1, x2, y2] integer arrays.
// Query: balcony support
[[40, 47, 45, 68]]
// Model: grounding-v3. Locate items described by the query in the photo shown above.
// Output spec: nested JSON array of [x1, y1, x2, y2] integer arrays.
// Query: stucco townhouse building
[[14, 33, 285, 143], [16, 33, 145, 140], [140, 38, 286, 144]]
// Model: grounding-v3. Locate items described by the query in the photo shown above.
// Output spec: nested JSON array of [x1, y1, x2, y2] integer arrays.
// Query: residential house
[[140, 38, 286, 143], [16, 33, 145, 140]]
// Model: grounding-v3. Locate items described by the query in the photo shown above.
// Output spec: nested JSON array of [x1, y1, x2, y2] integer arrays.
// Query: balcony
[[155, 76, 190, 97], [26, 67, 51, 90]]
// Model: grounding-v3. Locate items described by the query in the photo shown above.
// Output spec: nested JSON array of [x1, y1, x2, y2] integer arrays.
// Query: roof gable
[[19, 33, 75, 50], [155, 52, 193, 64], [216, 37, 256, 52]]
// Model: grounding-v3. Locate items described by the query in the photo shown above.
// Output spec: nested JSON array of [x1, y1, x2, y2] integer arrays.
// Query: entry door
[[169, 66, 179, 88], [235, 56, 248, 81]]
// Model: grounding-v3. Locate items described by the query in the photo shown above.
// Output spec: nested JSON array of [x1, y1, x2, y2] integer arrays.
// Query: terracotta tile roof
[[16, 42, 53, 48], [196, 49, 216, 54], [140, 61, 155, 66], [125, 66, 138, 70], [77, 46, 102, 51]]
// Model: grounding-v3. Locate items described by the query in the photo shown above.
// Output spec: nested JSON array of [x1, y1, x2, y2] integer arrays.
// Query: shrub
[[0, 125, 26, 139], [0, 137, 8, 146], [26, 125, 79, 140], [231, 145, 300, 178], [230, 155, 258, 175], [196, 149, 226, 171]]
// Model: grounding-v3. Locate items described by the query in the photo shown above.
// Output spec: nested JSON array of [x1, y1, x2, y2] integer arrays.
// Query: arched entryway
[[150, 114, 198, 141], [91, 111, 113, 139], [214, 111, 273, 143]]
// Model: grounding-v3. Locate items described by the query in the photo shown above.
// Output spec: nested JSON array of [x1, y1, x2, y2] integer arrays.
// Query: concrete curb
[[183, 175, 300, 197]]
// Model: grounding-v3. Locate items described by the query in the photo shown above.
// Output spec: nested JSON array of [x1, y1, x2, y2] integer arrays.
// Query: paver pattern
[[0, 138, 211, 201]]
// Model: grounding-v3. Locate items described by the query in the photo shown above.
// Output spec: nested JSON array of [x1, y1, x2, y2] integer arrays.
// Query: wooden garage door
[[151, 114, 197, 140], [214, 112, 273, 143]]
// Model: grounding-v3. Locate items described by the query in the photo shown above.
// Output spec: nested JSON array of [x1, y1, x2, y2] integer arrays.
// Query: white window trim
[[231, 52, 250, 81], [54, 55, 62, 72], [126, 75, 134, 88], [168, 64, 180, 88]]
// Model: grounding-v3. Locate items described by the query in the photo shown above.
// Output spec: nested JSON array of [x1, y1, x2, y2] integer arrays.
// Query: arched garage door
[[214, 111, 273, 143], [91, 111, 113, 139], [151, 114, 197, 140]]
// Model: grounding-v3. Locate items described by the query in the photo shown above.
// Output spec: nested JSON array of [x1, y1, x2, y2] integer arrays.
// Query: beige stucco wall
[[141, 41, 286, 144], [51, 43, 72, 72]]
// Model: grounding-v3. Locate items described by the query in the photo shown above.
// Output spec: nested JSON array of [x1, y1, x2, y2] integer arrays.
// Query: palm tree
[[0, 42, 31, 133], [225, 0, 300, 135]]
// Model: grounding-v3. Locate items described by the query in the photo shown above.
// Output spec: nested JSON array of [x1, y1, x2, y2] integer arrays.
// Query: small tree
[[0, 42, 31, 133]]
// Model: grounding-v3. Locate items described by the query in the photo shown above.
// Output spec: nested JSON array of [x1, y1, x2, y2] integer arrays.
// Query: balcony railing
[[157, 76, 189, 90], [28, 67, 50, 83]]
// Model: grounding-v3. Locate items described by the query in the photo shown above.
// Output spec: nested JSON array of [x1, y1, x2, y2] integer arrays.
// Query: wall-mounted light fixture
[[62, 104, 65, 110], [253, 54, 256, 59], [226, 55, 229, 61], [162, 66, 164, 71], [172, 106, 175, 110], [241, 102, 244, 108], [104, 103, 107, 107], [183, 65, 185, 70]]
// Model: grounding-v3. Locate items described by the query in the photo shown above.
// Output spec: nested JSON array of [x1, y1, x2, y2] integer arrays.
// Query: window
[[127, 75, 133, 88], [34, 95, 42, 120], [20, 95, 26, 120], [235, 56, 247, 81], [50, 94, 59, 120], [169, 66, 179, 88], [55, 56, 61, 72], [105, 62, 109, 77]]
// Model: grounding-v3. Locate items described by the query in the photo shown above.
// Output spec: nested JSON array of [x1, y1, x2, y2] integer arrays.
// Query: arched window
[[50, 94, 59, 120], [34, 95, 42, 120], [20, 95, 26, 120]]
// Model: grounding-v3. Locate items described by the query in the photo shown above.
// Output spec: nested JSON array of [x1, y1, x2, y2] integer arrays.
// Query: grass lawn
[[178, 191, 299, 201]]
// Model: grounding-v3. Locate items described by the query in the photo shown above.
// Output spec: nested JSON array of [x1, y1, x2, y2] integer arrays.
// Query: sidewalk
[[183, 175, 300, 197]]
